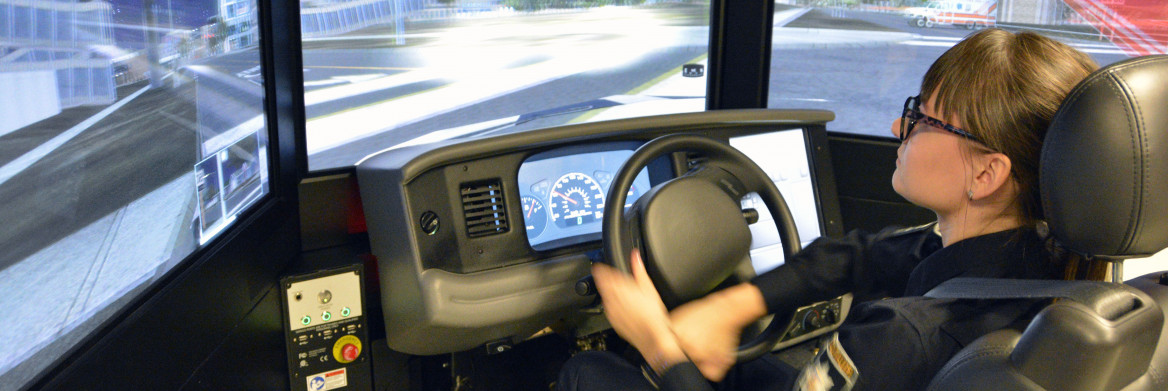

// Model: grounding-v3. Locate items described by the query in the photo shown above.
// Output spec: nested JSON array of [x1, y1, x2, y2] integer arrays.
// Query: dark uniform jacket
[[658, 224, 1063, 391]]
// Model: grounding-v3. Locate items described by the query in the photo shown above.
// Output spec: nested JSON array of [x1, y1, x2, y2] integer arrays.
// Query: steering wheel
[[602, 133, 803, 362]]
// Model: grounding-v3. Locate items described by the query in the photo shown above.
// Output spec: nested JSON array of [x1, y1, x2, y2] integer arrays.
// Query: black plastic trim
[[707, 0, 774, 109]]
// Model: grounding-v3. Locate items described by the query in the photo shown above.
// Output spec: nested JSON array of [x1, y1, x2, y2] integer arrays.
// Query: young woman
[[559, 28, 1101, 391]]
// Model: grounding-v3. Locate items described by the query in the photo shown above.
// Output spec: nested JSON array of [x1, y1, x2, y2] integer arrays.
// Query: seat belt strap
[[925, 278, 1138, 320]]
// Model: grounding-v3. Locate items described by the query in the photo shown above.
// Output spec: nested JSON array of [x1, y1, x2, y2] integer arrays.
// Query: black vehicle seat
[[924, 55, 1168, 391]]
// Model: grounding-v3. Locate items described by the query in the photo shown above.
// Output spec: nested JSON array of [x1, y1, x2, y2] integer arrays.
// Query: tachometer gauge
[[548, 172, 605, 228], [521, 195, 548, 239]]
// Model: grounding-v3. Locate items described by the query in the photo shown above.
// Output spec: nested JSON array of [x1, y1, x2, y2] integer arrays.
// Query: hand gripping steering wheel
[[601, 133, 802, 362]]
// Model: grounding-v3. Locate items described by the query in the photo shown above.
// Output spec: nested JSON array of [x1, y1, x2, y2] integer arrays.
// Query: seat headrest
[[1041, 55, 1168, 258]]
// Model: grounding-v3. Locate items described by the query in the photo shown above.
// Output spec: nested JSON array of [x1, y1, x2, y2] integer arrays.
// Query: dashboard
[[354, 109, 840, 355]]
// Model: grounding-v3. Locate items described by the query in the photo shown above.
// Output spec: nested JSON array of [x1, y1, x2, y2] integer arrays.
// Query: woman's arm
[[590, 251, 689, 375], [669, 225, 938, 381], [669, 282, 767, 381]]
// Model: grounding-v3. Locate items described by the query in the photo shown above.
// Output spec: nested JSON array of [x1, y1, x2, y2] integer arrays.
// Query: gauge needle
[[526, 204, 534, 218], [551, 190, 578, 205]]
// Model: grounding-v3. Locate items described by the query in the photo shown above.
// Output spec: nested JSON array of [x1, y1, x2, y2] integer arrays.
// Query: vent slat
[[462, 199, 504, 210], [465, 210, 505, 220], [460, 180, 508, 238], [462, 193, 502, 204], [468, 223, 509, 234], [461, 185, 502, 195]]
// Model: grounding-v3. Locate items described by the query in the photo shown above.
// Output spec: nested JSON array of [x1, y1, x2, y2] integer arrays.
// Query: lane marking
[[307, 84, 450, 122], [626, 53, 708, 96], [569, 53, 708, 125], [304, 65, 419, 71], [0, 86, 149, 188], [306, 55, 595, 154], [303, 69, 442, 107], [303, 33, 443, 42]]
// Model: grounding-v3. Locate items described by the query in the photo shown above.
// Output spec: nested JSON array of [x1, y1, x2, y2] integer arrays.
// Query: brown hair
[[920, 29, 1104, 280]]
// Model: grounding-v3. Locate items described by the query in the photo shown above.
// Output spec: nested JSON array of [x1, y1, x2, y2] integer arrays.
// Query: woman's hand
[[669, 283, 768, 381], [591, 250, 688, 374]]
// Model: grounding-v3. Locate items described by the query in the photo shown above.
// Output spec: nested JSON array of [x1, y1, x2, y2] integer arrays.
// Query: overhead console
[[355, 109, 841, 355]]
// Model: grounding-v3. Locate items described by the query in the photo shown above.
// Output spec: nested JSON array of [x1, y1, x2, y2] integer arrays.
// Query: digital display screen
[[729, 129, 822, 274], [518, 144, 651, 249], [194, 131, 269, 245]]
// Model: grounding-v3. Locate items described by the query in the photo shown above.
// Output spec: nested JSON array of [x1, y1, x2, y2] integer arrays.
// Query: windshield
[[302, 2, 711, 171]]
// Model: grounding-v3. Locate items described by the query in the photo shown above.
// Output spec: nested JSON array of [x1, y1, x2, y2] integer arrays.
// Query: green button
[[322, 311, 332, 321], [300, 315, 311, 325], [341, 307, 351, 317]]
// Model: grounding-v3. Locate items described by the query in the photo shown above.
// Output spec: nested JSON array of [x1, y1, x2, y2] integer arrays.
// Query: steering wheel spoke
[[680, 161, 754, 200]]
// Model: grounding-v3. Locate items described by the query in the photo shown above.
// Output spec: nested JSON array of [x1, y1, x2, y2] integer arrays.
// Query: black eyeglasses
[[900, 96, 985, 145]]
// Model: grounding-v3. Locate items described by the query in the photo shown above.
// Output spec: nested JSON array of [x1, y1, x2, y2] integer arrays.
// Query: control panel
[[282, 265, 371, 391], [772, 293, 852, 351]]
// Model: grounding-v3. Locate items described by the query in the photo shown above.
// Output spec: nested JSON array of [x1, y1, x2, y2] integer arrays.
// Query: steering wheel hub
[[639, 176, 751, 307]]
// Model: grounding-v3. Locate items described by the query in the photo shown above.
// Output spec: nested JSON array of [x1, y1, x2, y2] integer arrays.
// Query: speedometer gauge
[[521, 196, 548, 238], [548, 172, 605, 228]]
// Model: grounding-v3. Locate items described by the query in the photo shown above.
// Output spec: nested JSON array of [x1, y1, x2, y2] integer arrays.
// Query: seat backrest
[[926, 55, 1168, 391]]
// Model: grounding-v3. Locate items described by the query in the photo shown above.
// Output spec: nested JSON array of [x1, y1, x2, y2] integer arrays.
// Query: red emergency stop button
[[342, 344, 359, 361], [333, 335, 362, 364]]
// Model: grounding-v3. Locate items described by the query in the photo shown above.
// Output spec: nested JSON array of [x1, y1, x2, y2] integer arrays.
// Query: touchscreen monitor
[[729, 129, 823, 274]]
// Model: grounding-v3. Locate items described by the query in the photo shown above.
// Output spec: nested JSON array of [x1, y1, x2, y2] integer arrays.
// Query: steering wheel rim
[[602, 133, 803, 362]]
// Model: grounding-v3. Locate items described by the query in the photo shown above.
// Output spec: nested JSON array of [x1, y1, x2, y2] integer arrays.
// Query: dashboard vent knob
[[419, 211, 440, 235], [460, 180, 509, 238]]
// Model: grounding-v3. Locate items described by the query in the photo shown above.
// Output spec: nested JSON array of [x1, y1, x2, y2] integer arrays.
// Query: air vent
[[461, 180, 509, 237]]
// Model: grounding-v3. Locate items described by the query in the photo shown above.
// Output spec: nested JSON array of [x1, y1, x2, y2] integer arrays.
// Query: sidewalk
[[773, 27, 914, 49]]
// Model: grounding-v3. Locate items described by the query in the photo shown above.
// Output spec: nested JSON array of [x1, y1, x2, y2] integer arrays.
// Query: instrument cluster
[[517, 143, 651, 249]]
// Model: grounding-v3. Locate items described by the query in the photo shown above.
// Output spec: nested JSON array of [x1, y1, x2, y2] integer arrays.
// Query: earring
[[967, 190, 974, 200]]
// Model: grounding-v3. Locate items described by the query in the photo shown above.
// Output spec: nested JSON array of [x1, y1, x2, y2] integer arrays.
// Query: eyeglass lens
[[901, 96, 919, 141]]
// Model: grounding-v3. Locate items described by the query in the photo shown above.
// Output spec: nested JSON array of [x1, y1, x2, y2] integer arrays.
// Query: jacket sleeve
[[749, 224, 938, 314]]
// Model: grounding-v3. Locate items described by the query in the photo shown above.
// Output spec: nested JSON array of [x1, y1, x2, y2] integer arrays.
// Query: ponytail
[[1037, 221, 1109, 281]]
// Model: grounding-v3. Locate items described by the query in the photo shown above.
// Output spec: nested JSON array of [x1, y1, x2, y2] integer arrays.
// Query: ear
[[969, 152, 1013, 200]]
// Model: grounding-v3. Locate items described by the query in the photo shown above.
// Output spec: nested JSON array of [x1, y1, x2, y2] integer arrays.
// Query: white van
[[904, 0, 997, 29]]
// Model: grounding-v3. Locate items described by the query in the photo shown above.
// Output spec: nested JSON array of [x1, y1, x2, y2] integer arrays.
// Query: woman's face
[[890, 95, 975, 214]]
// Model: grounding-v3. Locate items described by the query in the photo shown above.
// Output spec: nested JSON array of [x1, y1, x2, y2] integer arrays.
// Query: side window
[[0, 0, 270, 387], [300, 1, 712, 171], [766, 0, 1160, 137]]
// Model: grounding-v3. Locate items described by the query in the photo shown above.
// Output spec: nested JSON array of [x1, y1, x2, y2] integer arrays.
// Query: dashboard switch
[[575, 276, 596, 296], [485, 339, 512, 355]]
